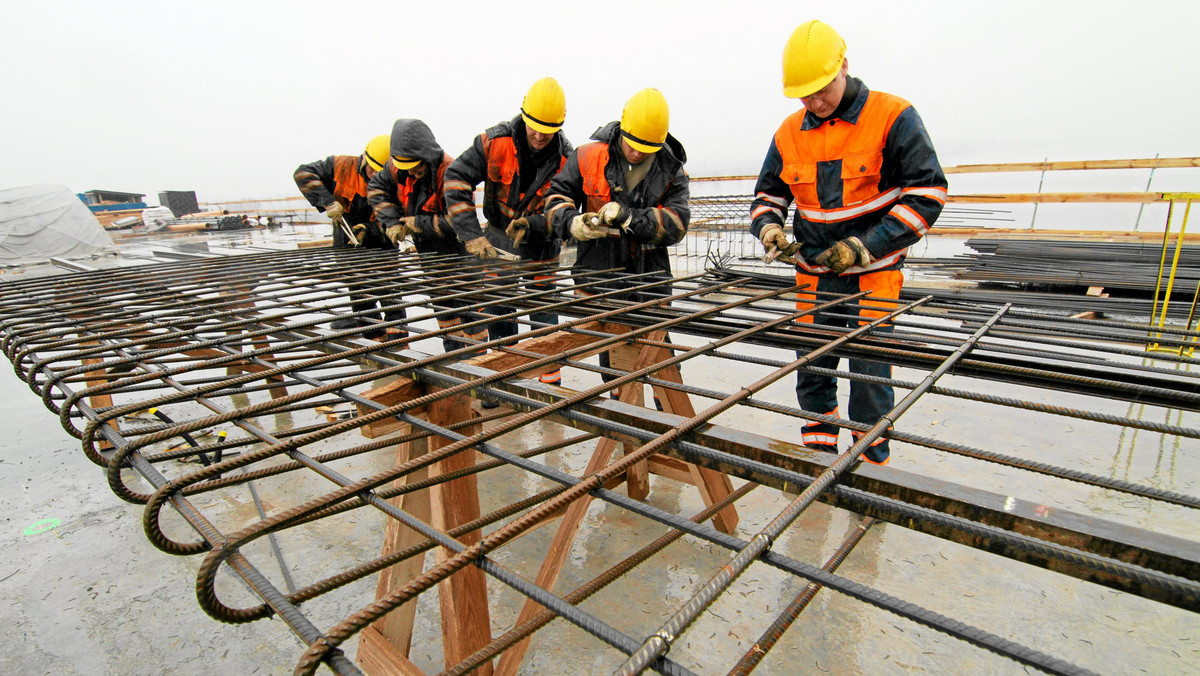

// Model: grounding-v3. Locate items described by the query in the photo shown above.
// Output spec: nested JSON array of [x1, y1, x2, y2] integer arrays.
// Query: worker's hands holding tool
[[385, 217, 420, 247], [385, 224, 406, 246], [464, 236, 499, 259], [350, 224, 368, 245], [813, 236, 872, 274], [758, 224, 792, 254], [325, 202, 346, 230], [506, 216, 530, 245], [569, 212, 608, 241], [757, 224, 802, 263], [596, 202, 632, 231]]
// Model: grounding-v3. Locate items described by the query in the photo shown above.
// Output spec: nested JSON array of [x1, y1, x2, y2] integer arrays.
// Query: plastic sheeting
[[0, 184, 117, 265]]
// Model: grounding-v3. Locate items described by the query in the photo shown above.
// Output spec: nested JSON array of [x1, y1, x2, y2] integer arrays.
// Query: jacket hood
[[590, 120, 687, 166], [389, 119, 444, 166]]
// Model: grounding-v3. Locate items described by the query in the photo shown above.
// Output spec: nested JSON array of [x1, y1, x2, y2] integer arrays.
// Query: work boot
[[480, 399, 500, 410], [331, 317, 362, 330]]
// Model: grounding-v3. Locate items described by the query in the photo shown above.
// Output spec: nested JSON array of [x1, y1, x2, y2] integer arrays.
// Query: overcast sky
[[3, 0, 1199, 204]]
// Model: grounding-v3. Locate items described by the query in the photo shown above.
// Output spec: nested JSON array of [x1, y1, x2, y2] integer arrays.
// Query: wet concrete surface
[[0, 226, 1198, 674]]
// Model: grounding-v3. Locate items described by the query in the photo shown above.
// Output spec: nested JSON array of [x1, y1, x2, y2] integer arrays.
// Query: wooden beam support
[[356, 377, 428, 438], [426, 389, 492, 674], [357, 625, 428, 676]]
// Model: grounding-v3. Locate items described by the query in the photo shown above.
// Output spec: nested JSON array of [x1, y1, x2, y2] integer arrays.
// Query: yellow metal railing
[[1148, 193, 1200, 355]]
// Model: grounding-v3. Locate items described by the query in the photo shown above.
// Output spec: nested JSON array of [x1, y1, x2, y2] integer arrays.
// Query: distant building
[[78, 190, 147, 212]]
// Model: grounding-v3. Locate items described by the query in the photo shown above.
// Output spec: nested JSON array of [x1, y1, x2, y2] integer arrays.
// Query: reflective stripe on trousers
[[794, 269, 901, 465]]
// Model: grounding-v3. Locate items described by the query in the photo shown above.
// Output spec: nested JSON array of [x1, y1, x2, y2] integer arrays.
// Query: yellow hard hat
[[363, 135, 390, 171], [521, 77, 566, 135], [782, 20, 846, 98], [390, 155, 421, 170], [620, 88, 669, 154]]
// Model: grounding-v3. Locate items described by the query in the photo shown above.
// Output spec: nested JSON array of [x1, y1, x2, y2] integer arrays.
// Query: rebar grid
[[0, 246, 1197, 676]]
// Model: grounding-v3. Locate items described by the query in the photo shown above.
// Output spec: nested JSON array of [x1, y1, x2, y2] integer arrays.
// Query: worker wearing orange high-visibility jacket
[[545, 88, 689, 407], [749, 20, 947, 465], [444, 77, 573, 392], [294, 135, 393, 334]]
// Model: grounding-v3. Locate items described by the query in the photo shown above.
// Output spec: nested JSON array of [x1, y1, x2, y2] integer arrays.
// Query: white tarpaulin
[[0, 184, 117, 265]]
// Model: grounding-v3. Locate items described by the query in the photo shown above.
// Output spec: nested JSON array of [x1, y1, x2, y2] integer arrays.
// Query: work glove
[[813, 236, 872, 274], [597, 201, 632, 231], [569, 212, 607, 241], [349, 224, 368, 245], [385, 224, 406, 246], [325, 202, 346, 230], [464, 236, 499, 259], [505, 216, 530, 245], [759, 224, 794, 254]]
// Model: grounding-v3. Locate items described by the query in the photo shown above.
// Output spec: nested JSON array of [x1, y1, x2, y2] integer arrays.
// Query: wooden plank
[[949, 192, 1163, 204], [685, 157, 1200, 183], [464, 321, 610, 379], [652, 363, 739, 535], [494, 434, 623, 676], [426, 391, 492, 674], [81, 342, 115, 451], [946, 157, 1200, 173], [357, 378, 428, 438], [357, 625, 428, 676], [616, 379, 649, 500], [370, 428, 432, 659]]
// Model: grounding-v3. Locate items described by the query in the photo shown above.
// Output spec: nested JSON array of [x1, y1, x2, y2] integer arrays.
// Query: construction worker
[[444, 77, 573, 391], [545, 87, 689, 401], [368, 118, 480, 351], [749, 20, 948, 465], [294, 135, 393, 334]]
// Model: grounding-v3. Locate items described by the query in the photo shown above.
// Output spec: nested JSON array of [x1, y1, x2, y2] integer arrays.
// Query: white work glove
[[569, 213, 607, 241], [464, 236, 498, 259], [597, 201, 631, 231]]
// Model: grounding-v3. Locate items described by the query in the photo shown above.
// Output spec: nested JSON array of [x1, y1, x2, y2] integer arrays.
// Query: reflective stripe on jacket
[[749, 79, 947, 276], [444, 117, 570, 262], [293, 154, 375, 225], [545, 121, 689, 277]]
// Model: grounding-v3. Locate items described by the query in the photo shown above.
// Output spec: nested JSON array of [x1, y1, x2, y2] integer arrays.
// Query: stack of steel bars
[[926, 238, 1200, 293], [0, 247, 1197, 675]]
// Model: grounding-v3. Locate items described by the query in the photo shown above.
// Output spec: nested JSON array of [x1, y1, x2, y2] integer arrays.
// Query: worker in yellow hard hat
[[544, 87, 689, 405], [750, 20, 949, 465], [294, 134, 394, 333], [442, 77, 574, 399]]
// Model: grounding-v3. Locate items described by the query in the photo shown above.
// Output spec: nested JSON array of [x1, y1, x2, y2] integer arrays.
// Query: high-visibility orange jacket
[[545, 121, 689, 277], [294, 155, 376, 225], [444, 116, 571, 262], [749, 78, 947, 276]]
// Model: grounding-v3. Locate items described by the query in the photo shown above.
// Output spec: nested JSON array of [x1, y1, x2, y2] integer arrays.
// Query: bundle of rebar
[[918, 237, 1200, 294]]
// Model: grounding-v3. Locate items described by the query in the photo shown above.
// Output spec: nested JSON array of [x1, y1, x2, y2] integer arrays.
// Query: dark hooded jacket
[[545, 121, 689, 281], [367, 119, 464, 256], [444, 116, 572, 263]]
